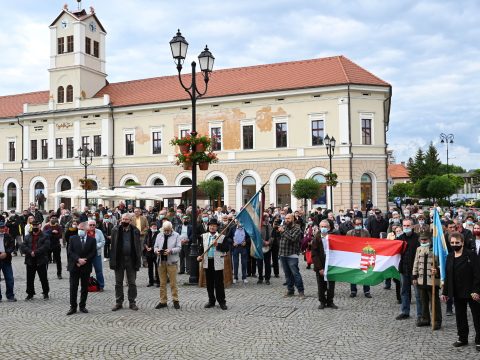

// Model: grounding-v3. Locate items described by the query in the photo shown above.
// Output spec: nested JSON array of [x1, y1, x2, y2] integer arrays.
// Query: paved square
[[0, 252, 477, 359]]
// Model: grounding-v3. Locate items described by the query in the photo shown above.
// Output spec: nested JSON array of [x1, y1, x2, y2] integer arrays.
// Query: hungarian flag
[[325, 235, 404, 285]]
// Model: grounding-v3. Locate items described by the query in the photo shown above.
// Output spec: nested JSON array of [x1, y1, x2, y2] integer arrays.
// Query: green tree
[[199, 179, 224, 208], [438, 163, 465, 175], [443, 174, 464, 191], [427, 176, 457, 200], [292, 179, 322, 219], [408, 149, 425, 182], [389, 183, 414, 198], [423, 142, 442, 176], [414, 176, 435, 198]]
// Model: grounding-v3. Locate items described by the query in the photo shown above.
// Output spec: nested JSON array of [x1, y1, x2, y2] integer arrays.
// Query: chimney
[[401, 161, 405, 166]]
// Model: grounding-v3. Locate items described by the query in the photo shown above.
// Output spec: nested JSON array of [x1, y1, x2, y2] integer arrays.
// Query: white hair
[[162, 221, 173, 230]]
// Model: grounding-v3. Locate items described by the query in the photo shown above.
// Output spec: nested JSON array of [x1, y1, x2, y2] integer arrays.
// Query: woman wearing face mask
[[412, 233, 442, 329], [64, 220, 79, 252], [301, 217, 317, 270], [441, 232, 480, 350]]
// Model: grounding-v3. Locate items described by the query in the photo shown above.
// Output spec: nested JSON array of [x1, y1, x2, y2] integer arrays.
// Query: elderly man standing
[[110, 214, 143, 311], [0, 221, 17, 302], [87, 220, 106, 291], [154, 221, 182, 309], [347, 218, 372, 298], [278, 213, 305, 299]]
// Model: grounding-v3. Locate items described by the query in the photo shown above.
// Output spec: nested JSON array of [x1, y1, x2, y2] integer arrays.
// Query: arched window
[[311, 174, 327, 206], [34, 182, 46, 211], [276, 175, 291, 207], [57, 86, 65, 103], [125, 179, 139, 186], [7, 183, 17, 209], [153, 178, 164, 186], [242, 176, 256, 205], [361, 173, 373, 210], [180, 178, 192, 186], [60, 179, 72, 210], [66, 85, 73, 102]]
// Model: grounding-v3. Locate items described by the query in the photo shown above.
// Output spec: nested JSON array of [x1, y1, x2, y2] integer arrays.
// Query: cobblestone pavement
[[0, 252, 477, 359]]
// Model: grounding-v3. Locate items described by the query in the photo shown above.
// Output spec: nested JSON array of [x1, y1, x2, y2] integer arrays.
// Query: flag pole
[[198, 182, 269, 259], [431, 250, 436, 331]]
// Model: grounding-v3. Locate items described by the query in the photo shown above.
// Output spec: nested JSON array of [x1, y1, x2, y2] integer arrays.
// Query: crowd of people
[[0, 200, 479, 351]]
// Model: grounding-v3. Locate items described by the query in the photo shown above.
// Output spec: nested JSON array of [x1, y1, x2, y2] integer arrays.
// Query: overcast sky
[[1, 0, 479, 170]]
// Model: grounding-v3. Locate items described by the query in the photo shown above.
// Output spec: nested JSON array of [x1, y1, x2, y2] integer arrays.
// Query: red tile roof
[[0, 55, 389, 118], [388, 164, 410, 179]]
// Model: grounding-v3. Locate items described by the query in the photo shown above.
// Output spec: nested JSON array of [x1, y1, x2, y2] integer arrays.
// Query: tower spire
[[77, 0, 82, 11]]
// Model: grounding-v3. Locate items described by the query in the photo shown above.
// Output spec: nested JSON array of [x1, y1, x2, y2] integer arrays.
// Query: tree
[[443, 174, 464, 191], [427, 176, 457, 200], [389, 183, 414, 198], [407, 149, 425, 182], [414, 176, 435, 199], [292, 179, 322, 219], [423, 142, 442, 176], [438, 163, 465, 175], [199, 179, 224, 208]]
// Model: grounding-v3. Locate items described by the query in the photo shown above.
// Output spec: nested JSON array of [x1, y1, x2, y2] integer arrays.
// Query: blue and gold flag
[[236, 187, 265, 260], [432, 208, 448, 282]]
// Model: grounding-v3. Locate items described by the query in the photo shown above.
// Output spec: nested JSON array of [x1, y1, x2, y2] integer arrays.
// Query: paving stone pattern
[[0, 252, 477, 359]]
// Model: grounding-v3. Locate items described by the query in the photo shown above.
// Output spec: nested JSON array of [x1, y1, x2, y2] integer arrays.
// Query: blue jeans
[[280, 256, 304, 294], [0, 261, 15, 300], [232, 246, 247, 280], [350, 284, 370, 294], [91, 254, 105, 289], [400, 274, 422, 317]]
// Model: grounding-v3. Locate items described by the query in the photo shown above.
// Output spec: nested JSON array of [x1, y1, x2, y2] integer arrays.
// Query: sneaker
[[395, 313, 410, 320], [233, 279, 237, 284], [297, 292, 306, 300], [243, 279, 248, 284]]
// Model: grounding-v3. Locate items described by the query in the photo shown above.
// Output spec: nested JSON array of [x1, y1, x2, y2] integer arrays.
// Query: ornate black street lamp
[[170, 30, 214, 284], [324, 134, 336, 211], [78, 146, 94, 208], [439, 133, 454, 178]]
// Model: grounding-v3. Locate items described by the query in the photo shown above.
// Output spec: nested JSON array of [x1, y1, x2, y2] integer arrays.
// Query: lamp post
[[324, 134, 336, 211], [78, 146, 94, 208], [439, 133, 454, 178], [170, 30, 214, 285]]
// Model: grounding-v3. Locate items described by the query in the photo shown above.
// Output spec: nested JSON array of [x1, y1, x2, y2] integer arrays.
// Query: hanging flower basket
[[179, 144, 190, 153], [195, 143, 206, 152], [325, 172, 338, 187], [183, 162, 193, 170], [199, 162, 209, 170], [79, 178, 95, 190]]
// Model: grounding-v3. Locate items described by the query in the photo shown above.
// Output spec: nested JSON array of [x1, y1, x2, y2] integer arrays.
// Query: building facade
[[0, 5, 392, 213]]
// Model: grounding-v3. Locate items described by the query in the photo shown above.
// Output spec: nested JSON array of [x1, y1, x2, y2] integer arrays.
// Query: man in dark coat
[[21, 221, 50, 300], [66, 222, 97, 315], [0, 221, 17, 301], [110, 213, 143, 311]]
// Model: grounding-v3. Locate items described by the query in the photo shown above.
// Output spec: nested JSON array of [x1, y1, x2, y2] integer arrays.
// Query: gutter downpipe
[[384, 85, 393, 209], [109, 104, 115, 191], [17, 117, 24, 211], [347, 85, 353, 209]]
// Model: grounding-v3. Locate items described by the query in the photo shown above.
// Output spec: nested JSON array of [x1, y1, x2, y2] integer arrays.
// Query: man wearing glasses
[[396, 219, 421, 323], [87, 220, 106, 291]]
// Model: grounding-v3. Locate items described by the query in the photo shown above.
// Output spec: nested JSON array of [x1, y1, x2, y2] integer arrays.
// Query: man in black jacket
[[66, 222, 97, 315], [366, 209, 389, 238], [21, 221, 50, 300], [0, 222, 17, 302], [396, 219, 421, 321]]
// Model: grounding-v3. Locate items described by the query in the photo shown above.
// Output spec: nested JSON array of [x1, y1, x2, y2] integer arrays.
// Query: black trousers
[[271, 245, 279, 276], [104, 240, 111, 258], [26, 264, 49, 296], [257, 250, 272, 281], [205, 258, 225, 305], [316, 271, 335, 305], [51, 247, 62, 276], [247, 255, 257, 276], [179, 244, 190, 273], [418, 286, 442, 324], [69, 269, 90, 309], [454, 297, 480, 344], [146, 255, 159, 285]]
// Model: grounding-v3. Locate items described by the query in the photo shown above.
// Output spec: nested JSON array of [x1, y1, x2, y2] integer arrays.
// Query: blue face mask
[[404, 227, 412, 234], [320, 228, 328, 235], [202, 217, 209, 223], [78, 230, 86, 237], [355, 225, 362, 230]]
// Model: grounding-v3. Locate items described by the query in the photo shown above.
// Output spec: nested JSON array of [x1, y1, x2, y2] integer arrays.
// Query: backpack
[[88, 276, 100, 292]]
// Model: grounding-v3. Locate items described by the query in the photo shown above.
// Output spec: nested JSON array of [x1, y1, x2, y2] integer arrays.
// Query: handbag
[[305, 250, 313, 265]]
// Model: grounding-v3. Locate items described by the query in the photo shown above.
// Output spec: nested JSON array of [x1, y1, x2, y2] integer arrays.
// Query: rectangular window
[[276, 122, 288, 148], [55, 138, 63, 159], [93, 41, 99, 58], [57, 37, 64, 54], [8, 141, 15, 162], [82, 136, 90, 151], [41, 139, 48, 160], [242, 125, 254, 150], [125, 133, 134, 156], [179, 129, 190, 138], [66, 137, 74, 158], [210, 127, 222, 151], [152, 131, 162, 154], [93, 135, 101, 156], [361, 118, 372, 145], [67, 35, 74, 53], [31, 140, 38, 160], [85, 37, 91, 55], [311, 119, 324, 146]]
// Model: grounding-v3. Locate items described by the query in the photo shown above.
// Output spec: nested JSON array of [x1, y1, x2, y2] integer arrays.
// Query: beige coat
[[201, 232, 226, 270], [412, 246, 440, 287]]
